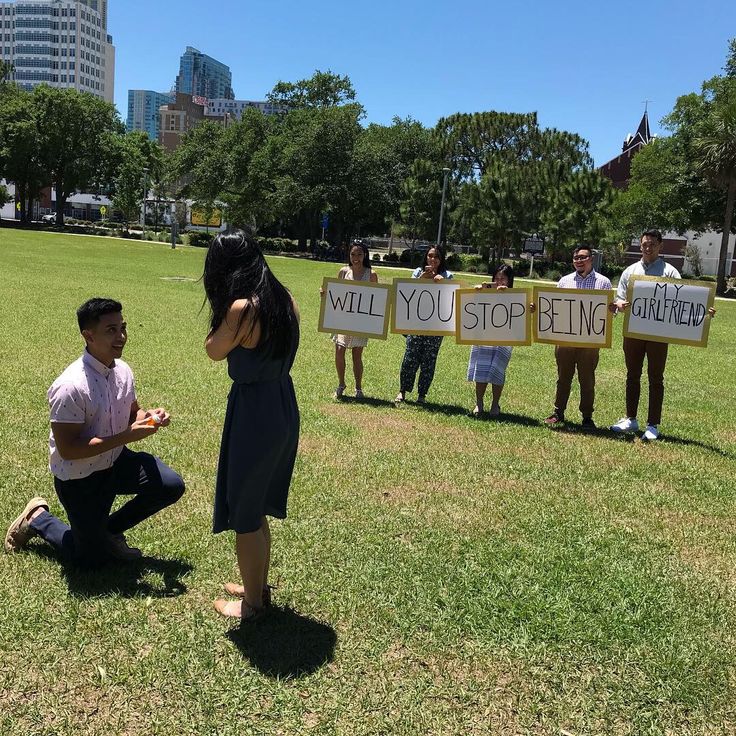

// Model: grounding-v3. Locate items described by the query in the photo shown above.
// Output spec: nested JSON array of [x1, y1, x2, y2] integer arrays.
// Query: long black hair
[[348, 241, 371, 269], [492, 263, 515, 288], [203, 229, 297, 359], [420, 245, 447, 274]]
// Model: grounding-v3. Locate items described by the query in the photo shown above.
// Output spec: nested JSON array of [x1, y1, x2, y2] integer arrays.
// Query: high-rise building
[[158, 92, 208, 153], [175, 46, 233, 101], [127, 89, 173, 140], [204, 98, 283, 120], [0, 0, 115, 102]]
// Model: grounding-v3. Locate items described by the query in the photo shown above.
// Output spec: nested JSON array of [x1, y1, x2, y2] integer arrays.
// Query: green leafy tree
[[33, 86, 123, 225], [693, 78, 736, 293], [0, 84, 47, 223], [267, 70, 357, 110], [542, 169, 615, 258]]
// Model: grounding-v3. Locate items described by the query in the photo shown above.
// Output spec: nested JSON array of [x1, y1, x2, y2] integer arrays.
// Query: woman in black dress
[[203, 229, 300, 620]]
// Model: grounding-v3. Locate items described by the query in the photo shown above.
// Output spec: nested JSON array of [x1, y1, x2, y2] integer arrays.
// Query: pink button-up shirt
[[48, 350, 136, 481]]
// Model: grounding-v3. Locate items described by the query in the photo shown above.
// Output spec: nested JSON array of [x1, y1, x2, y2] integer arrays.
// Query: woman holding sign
[[203, 229, 300, 620], [329, 241, 378, 399], [395, 246, 454, 404], [467, 265, 515, 416]]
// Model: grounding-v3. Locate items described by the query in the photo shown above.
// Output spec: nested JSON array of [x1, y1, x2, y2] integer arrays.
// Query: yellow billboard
[[191, 207, 222, 227]]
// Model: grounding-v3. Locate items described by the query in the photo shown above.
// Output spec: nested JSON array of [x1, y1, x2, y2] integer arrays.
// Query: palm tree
[[694, 82, 736, 294]]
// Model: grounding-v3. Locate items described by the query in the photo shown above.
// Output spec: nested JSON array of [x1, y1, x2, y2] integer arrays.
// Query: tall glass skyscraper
[[0, 0, 115, 102], [175, 46, 233, 100], [127, 89, 173, 140]]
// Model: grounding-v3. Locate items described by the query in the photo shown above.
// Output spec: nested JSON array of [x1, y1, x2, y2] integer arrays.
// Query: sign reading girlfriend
[[533, 287, 613, 348], [318, 278, 392, 339], [623, 276, 715, 347], [391, 279, 461, 336]]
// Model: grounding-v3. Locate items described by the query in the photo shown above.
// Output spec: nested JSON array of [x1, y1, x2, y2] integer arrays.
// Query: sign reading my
[[391, 279, 460, 336], [623, 276, 715, 347], [317, 278, 392, 340], [455, 288, 532, 345], [533, 287, 613, 347]]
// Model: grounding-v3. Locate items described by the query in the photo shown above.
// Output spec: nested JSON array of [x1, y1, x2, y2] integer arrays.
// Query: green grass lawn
[[1, 229, 735, 735]]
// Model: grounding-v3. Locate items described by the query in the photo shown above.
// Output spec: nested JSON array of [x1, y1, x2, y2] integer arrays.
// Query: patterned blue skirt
[[467, 345, 513, 385]]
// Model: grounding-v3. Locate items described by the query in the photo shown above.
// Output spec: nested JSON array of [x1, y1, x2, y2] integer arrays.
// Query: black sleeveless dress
[[213, 326, 300, 534]]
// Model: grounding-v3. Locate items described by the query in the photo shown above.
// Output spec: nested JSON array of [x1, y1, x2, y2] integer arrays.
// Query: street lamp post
[[436, 167, 451, 248], [141, 167, 149, 232]]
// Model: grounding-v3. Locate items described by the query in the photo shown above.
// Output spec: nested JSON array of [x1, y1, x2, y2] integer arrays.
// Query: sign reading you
[[533, 287, 613, 347], [318, 278, 392, 339], [623, 276, 715, 347], [455, 288, 532, 345], [391, 279, 461, 336]]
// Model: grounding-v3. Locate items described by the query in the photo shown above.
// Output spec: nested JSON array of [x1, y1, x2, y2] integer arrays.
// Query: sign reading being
[[455, 288, 532, 345], [533, 287, 613, 347], [623, 276, 715, 347], [318, 278, 392, 340], [391, 279, 460, 336]]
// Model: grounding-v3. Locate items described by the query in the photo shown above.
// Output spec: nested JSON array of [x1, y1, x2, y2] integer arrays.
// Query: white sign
[[391, 279, 461, 336], [455, 288, 532, 345], [623, 276, 715, 347], [318, 278, 392, 340], [533, 287, 613, 347]]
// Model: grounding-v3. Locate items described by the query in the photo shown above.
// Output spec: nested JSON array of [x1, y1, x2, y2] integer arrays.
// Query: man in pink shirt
[[4, 298, 184, 566]]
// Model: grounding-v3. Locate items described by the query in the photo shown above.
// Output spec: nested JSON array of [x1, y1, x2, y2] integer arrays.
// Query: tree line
[[1, 48, 734, 293]]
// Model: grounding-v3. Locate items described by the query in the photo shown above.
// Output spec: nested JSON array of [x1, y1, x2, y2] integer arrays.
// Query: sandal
[[472, 404, 483, 416], [213, 598, 265, 620], [333, 384, 346, 399], [223, 582, 274, 607]]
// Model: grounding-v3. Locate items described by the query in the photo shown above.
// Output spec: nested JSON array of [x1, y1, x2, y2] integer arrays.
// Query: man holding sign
[[543, 245, 612, 429], [610, 229, 715, 441]]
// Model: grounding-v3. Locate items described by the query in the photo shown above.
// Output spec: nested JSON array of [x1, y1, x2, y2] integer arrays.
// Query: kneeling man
[[5, 298, 184, 565]]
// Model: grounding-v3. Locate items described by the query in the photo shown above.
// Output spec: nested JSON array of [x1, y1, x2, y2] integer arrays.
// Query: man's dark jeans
[[30, 447, 185, 567]]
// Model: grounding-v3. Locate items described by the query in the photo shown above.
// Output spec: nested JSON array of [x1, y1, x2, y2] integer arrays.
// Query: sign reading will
[[318, 278, 392, 340], [623, 276, 715, 347], [391, 279, 461, 336], [455, 288, 532, 345], [533, 287, 613, 348]]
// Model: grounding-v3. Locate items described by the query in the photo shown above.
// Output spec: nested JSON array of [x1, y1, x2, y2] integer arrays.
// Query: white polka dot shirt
[[48, 351, 136, 481]]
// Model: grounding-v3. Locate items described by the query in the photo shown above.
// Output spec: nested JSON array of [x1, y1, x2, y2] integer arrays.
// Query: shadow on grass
[[406, 400, 541, 427], [470, 411, 542, 428], [227, 605, 337, 678], [338, 395, 396, 408], [550, 424, 733, 456], [29, 545, 192, 598]]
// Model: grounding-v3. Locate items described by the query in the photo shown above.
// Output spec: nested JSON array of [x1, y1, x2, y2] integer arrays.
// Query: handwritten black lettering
[[463, 302, 479, 330]]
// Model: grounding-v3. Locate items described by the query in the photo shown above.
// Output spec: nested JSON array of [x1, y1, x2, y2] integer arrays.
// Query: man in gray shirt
[[610, 229, 714, 440]]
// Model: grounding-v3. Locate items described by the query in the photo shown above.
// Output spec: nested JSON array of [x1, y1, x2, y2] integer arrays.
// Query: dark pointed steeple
[[623, 110, 652, 153]]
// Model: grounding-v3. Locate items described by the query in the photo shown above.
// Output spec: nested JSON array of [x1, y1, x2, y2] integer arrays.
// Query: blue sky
[[111, 0, 735, 165]]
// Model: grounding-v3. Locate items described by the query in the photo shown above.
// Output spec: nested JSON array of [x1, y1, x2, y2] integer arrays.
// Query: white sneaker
[[610, 417, 639, 433], [333, 384, 346, 399], [642, 424, 660, 441]]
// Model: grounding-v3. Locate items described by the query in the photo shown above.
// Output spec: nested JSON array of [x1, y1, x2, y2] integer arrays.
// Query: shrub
[[384, 251, 399, 263], [188, 231, 213, 248], [599, 263, 625, 280], [698, 275, 716, 282], [546, 270, 562, 282], [372, 253, 382, 262]]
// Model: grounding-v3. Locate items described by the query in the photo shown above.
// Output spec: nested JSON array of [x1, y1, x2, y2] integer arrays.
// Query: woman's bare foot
[[224, 582, 272, 606], [224, 582, 245, 597], [213, 598, 264, 620]]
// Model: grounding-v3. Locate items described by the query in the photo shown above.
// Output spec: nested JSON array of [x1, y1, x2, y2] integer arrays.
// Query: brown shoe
[[5, 497, 49, 553], [106, 533, 142, 561]]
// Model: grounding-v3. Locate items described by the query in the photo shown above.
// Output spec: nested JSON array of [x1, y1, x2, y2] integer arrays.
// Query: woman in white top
[[328, 242, 378, 399]]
